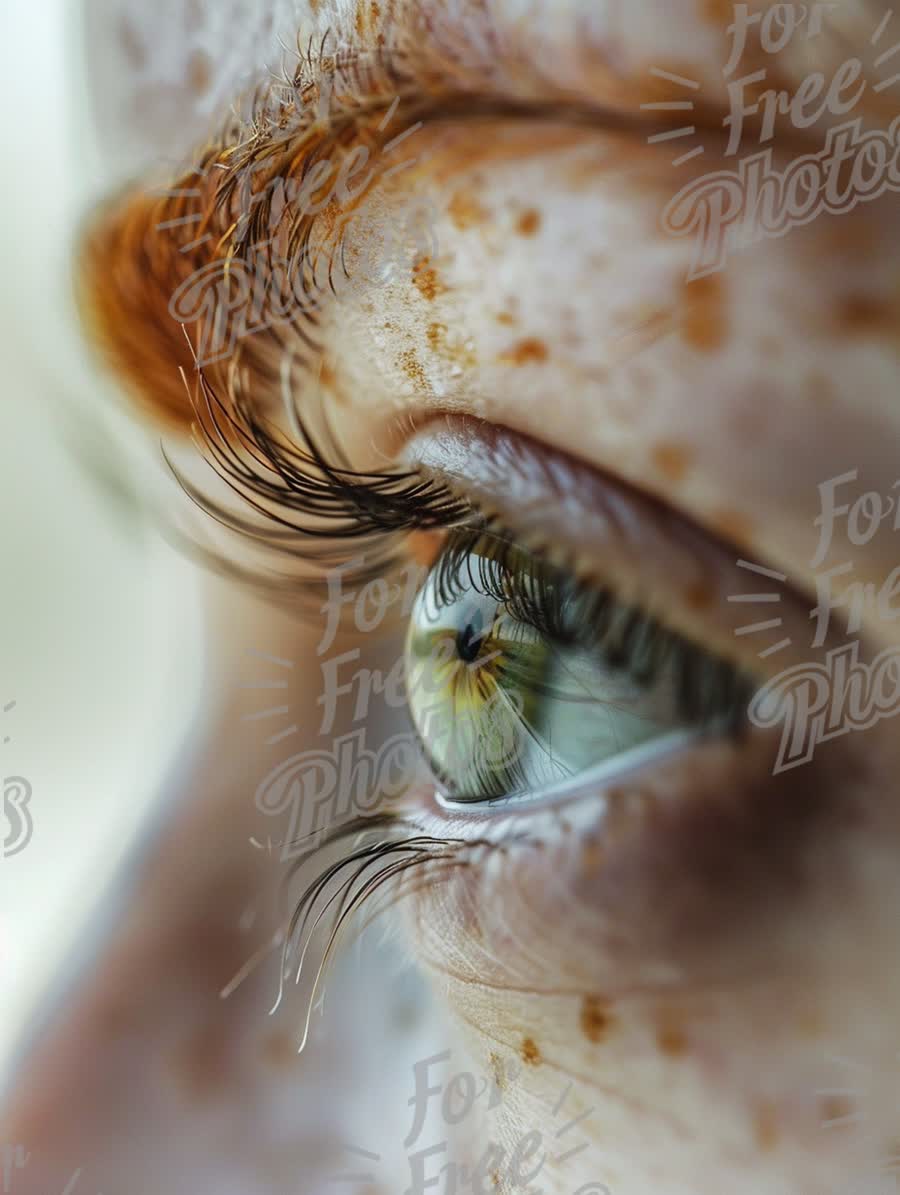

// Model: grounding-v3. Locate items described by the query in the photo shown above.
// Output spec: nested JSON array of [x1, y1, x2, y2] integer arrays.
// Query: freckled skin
[[15, 2, 900, 1194], [412, 258, 447, 302], [498, 337, 548, 366], [581, 996, 615, 1045], [680, 275, 728, 354], [652, 441, 693, 484], [515, 208, 541, 237], [521, 1037, 542, 1066]]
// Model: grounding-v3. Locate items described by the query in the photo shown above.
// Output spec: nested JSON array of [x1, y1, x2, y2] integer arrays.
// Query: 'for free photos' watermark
[[246, 556, 536, 859], [732, 469, 900, 772], [1, 1147, 99, 1195], [157, 52, 439, 367], [2, 699, 32, 859], [333, 1049, 610, 1195], [647, 4, 900, 278]]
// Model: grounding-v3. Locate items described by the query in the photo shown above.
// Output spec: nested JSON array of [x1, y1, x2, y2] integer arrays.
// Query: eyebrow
[[77, 32, 629, 432]]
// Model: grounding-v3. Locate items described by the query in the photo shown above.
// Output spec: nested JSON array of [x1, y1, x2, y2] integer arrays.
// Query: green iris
[[404, 531, 750, 804]]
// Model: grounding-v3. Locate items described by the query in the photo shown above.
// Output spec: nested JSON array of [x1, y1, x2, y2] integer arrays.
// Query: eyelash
[[165, 367, 471, 599], [85, 41, 767, 1031], [431, 526, 756, 734], [175, 367, 757, 751]]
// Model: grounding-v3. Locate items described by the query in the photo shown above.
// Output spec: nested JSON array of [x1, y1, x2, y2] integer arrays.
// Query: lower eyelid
[[404, 725, 859, 999]]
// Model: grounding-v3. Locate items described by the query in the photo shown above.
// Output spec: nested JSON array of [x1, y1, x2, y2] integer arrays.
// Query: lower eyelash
[[259, 813, 490, 1053]]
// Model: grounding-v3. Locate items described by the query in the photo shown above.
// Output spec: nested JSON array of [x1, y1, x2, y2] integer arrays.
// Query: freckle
[[496, 311, 516, 326], [516, 208, 541, 237], [581, 996, 614, 1044], [702, 0, 733, 25], [413, 258, 446, 302], [187, 49, 213, 97], [656, 1015, 688, 1057], [834, 293, 898, 337], [678, 584, 711, 618], [652, 441, 692, 483], [713, 508, 755, 546], [499, 337, 548, 366], [753, 1101, 780, 1152], [521, 1037, 541, 1066], [681, 273, 728, 352], [448, 190, 489, 230], [399, 348, 427, 389], [320, 361, 337, 389], [427, 322, 447, 351], [371, 0, 381, 18]]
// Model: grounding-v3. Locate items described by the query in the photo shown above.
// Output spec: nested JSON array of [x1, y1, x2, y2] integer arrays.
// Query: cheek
[[404, 725, 900, 1195]]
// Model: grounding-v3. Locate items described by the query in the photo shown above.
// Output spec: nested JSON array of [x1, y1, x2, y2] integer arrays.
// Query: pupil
[[456, 609, 485, 663]]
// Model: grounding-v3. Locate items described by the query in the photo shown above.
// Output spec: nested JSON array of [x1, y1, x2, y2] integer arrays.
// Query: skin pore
[[5, 1, 900, 1193]]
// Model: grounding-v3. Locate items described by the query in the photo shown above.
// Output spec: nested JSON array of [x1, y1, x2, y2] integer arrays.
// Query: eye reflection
[[404, 529, 757, 804]]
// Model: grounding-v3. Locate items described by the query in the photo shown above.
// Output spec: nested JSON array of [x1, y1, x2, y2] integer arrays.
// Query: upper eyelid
[[402, 416, 852, 681]]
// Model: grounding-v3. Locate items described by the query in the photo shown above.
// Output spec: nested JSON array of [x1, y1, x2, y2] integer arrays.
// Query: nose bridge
[[0, 568, 457, 1194]]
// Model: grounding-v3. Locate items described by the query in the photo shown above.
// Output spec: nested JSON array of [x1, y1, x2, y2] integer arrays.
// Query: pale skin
[[4, 1, 900, 1193]]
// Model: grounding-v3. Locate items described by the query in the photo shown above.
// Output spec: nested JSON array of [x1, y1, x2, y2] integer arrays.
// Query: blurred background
[[0, 5, 204, 1076]]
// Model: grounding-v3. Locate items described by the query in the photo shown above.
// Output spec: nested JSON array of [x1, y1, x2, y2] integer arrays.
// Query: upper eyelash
[[177, 368, 752, 741], [173, 358, 757, 744], [164, 363, 474, 601], [428, 526, 757, 735]]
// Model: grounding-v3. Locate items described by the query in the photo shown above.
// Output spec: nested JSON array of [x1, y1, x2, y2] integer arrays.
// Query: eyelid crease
[[402, 416, 858, 683]]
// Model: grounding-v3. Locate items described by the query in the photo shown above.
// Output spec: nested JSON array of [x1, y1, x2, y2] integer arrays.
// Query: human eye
[[406, 521, 754, 807], [189, 401, 838, 830], [40, 2, 900, 1193]]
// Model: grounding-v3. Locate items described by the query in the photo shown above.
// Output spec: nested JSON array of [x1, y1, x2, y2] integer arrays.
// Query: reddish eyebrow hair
[[76, 28, 623, 432], [78, 47, 421, 429]]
